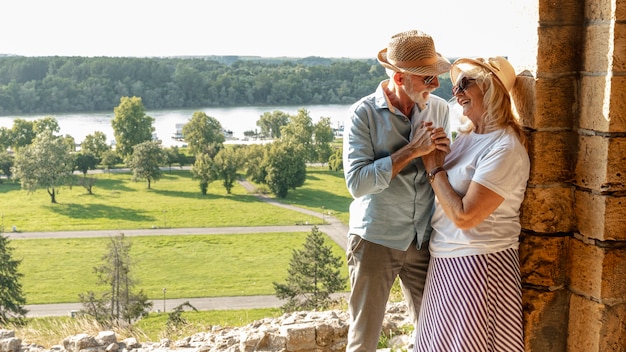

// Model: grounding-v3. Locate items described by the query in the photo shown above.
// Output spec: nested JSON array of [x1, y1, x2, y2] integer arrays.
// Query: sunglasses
[[423, 75, 436, 85], [452, 77, 476, 95]]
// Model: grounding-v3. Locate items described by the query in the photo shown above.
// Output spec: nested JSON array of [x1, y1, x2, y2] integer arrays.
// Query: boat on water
[[171, 123, 235, 141]]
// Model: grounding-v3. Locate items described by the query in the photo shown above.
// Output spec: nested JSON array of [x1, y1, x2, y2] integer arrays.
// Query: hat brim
[[377, 48, 451, 76], [450, 57, 515, 92]]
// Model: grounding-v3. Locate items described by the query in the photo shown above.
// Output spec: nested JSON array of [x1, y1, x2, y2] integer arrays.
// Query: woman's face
[[453, 76, 485, 126]]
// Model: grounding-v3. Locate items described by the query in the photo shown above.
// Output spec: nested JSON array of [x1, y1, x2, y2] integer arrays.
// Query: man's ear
[[392, 71, 404, 85]]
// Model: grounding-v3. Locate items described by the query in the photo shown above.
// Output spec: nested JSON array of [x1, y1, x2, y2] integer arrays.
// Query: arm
[[429, 174, 504, 230], [390, 123, 449, 177]]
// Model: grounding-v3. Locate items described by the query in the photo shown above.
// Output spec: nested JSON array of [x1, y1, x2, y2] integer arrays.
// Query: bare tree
[[79, 234, 152, 324]]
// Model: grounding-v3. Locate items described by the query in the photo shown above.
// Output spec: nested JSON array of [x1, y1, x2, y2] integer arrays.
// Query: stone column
[[517, 0, 626, 351], [568, 0, 626, 351]]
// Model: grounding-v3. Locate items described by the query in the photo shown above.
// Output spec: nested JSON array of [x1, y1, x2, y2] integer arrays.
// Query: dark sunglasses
[[452, 77, 476, 95], [423, 76, 436, 85]]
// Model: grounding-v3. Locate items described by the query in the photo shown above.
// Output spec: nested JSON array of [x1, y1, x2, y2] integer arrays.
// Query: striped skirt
[[413, 248, 524, 352]]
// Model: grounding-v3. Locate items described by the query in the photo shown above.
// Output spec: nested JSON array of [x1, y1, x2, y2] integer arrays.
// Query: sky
[[0, 0, 537, 63]]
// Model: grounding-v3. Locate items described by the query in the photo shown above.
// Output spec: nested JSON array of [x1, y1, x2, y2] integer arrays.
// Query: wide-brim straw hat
[[377, 30, 451, 76], [450, 56, 516, 93]]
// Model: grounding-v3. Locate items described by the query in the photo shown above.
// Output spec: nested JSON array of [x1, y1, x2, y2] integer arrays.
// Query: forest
[[0, 55, 454, 115]]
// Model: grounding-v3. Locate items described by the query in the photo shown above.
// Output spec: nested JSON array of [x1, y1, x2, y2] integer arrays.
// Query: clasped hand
[[409, 122, 450, 166]]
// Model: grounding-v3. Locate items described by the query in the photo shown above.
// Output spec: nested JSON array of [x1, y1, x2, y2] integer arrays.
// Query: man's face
[[402, 73, 440, 109]]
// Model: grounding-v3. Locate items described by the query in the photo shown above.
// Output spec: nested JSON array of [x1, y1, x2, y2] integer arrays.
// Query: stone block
[[569, 237, 626, 301], [528, 131, 576, 184], [521, 186, 575, 233], [583, 24, 612, 72], [520, 233, 569, 288], [567, 294, 603, 352], [575, 190, 626, 241], [522, 288, 569, 352], [607, 75, 626, 132], [511, 71, 536, 128], [575, 135, 626, 192], [614, 23, 626, 72], [585, 0, 616, 21], [568, 294, 626, 351], [537, 25, 582, 72], [530, 77, 575, 130], [539, 0, 584, 23], [579, 76, 610, 132]]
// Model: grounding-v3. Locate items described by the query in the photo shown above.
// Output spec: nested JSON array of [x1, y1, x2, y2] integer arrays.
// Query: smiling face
[[402, 73, 440, 110], [453, 76, 485, 129]]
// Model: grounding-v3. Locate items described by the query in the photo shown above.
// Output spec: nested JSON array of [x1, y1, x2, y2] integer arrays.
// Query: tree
[[241, 143, 267, 184], [33, 116, 60, 135], [164, 146, 185, 171], [79, 234, 152, 324], [111, 96, 155, 158], [213, 147, 241, 194], [101, 150, 121, 172], [273, 226, 346, 312], [280, 108, 315, 162], [74, 152, 99, 195], [181, 111, 225, 156], [127, 141, 164, 189], [12, 131, 74, 203], [81, 131, 110, 161], [256, 110, 289, 139], [191, 152, 217, 195], [74, 152, 98, 176], [0, 234, 28, 324], [313, 116, 335, 163], [9, 118, 36, 151], [264, 141, 306, 198], [328, 147, 343, 172], [0, 152, 14, 178]]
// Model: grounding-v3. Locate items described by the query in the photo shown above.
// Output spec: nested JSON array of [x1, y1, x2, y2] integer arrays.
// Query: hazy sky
[[1, 0, 536, 61]]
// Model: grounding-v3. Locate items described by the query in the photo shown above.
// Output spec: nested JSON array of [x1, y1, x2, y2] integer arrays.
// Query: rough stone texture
[[520, 233, 569, 288], [527, 76, 576, 131], [575, 136, 626, 192], [527, 130, 577, 184], [575, 190, 626, 241], [522, 289, 569, 352], [568, 294, 626, 352], [521, 186, 575, 233], [569, 236, 626, 302]]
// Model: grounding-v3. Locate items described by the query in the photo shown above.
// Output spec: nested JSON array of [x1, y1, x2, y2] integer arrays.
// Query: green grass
[[1, 169, 335, 232], [2, 166, 353, 304], [13, 232, 349, 304]]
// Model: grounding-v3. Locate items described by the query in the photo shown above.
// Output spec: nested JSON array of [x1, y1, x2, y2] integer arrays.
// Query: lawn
[[0, 167, 350, 232], [3, 166, 353, 304]]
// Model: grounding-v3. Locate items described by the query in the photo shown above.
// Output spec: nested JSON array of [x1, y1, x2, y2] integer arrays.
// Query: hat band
[[389, 56, 438, 69]]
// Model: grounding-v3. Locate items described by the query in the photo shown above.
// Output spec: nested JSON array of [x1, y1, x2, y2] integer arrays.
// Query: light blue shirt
[[343, 80, 451, 251]]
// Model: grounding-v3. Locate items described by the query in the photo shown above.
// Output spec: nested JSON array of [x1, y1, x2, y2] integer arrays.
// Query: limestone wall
[[515, 0, 626, 351]]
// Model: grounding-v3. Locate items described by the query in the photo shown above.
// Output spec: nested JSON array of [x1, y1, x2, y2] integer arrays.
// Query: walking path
[[14, 180, 350, 317]]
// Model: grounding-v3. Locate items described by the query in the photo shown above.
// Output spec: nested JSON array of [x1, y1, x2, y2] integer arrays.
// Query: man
[[343, 30, 451, 351]]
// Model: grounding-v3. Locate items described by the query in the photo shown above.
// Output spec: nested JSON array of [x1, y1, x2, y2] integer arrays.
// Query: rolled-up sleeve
[[343, 102, 394, 199]]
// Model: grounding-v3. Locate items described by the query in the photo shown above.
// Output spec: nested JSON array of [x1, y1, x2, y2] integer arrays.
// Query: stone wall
[[515, 0, 626, 351], [0, 304, 412, 352]]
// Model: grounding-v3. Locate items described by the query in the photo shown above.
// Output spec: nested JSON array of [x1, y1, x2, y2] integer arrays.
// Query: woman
[[414, 56, 530, 352]]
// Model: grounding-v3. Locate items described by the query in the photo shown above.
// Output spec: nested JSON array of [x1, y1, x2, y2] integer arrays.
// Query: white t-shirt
[[429, 127, 530, 258]]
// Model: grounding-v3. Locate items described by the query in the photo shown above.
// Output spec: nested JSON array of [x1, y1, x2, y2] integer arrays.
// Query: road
[[11, 183, 350, 318]]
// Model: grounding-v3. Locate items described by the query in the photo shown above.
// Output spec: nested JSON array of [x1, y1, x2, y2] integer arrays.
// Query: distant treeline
[[0, 55, 454, 116]]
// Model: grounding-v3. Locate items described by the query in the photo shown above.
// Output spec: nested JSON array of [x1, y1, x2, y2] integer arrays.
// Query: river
[[0, 105, 352, 147], [0, 103, 462, 148]]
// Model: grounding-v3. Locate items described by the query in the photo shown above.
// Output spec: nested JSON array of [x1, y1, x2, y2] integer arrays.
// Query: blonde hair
[[453, 63, 527, 148]]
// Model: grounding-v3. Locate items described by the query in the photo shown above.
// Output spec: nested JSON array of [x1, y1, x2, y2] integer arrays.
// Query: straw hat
[[450, 56, 516, 93], [377, 30, 451, 76]]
